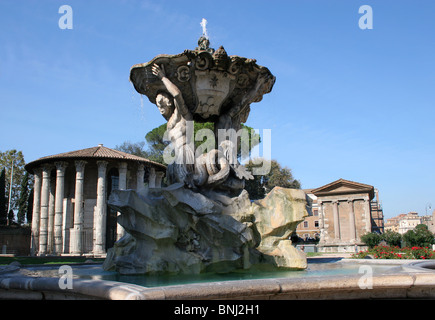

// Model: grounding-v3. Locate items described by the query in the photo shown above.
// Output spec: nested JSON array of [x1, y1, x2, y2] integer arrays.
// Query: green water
[[21, 259, 399, 288]]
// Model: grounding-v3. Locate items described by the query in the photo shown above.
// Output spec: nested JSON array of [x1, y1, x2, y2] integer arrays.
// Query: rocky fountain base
[[103, 185, 309, 275], [103, 29, 309, 275]]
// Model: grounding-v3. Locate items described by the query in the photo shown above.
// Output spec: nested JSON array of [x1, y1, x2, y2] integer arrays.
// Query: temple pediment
[[311, 178, 374, 199]]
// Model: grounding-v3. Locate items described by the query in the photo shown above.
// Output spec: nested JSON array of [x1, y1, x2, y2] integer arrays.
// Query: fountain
[[1, 21, 435, 301], [102, 22, 309, 275]]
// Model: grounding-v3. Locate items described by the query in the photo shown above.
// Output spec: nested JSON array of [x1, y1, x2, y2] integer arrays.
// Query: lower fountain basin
[[1, 258, 434, 300]]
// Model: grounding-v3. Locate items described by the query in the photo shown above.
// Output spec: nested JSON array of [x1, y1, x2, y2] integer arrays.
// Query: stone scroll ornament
[[129, 36, 276, 198]]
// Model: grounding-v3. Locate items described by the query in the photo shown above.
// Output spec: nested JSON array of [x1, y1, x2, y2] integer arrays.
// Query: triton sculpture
[[103, 23, 308, 275]]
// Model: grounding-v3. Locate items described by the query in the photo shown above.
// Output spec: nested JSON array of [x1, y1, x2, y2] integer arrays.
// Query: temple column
[[155, 171, 164, 188], [54, 161, 68, 255], [317, 200, 326, 244], [71, 160, 87, 255], [332, 200, 340, 240], [94, 161, 108, 255], [117, 162, 127, 240], [39, 164, 53, 255], [136, 164, 145, 195], [148, 168, 156, 188], [318, 200, 324, 229], [30, 167, 42, 256], [363, 197, 372, 233], [47, 178, 55, 253], [348, 199, 356, 242]]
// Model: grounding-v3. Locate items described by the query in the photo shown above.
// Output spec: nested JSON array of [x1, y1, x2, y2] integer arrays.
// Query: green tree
[[7, 209, 15, 225], [361, 232, 382, 249], [402, 224, 435, 248], [244, 158, 301, 200], [117, 122, 261, 165], [0, 168, 6, 225], [27, 188, 34, 225], [0, 150, 27, 213], [17, 172, 29, 225], [144, 124, 170, 164], [115, 141, 150, 158], [382, 230, 402, 247]]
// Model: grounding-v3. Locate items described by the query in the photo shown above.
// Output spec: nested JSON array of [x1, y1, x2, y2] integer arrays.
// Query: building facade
[[25, 145, 166, 257], [296, 190, 320, 241], [398, 212, 421, 235], [385, 211, 435, 234], [296, 179, 384, 252]]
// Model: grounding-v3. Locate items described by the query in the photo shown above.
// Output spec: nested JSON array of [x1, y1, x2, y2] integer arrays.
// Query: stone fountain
[[103, 25, 309, 275]]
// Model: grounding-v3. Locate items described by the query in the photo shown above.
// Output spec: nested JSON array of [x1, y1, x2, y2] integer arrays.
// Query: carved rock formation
[[103, 186, 309, 275]]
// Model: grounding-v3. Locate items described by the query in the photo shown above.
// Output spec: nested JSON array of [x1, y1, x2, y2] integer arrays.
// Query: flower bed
[[352, 246, 435, 259]]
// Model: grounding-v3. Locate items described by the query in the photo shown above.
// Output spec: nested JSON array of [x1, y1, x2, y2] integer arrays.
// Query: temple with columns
[[298, 179, 384, 252], [25, 144, 166, 257]]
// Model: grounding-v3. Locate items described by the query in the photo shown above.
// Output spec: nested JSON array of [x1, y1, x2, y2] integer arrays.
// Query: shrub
[[351, 245, 435, 260], [370, 246, 406, 259], [360, 232, 381, 249], [402, 224, 435, 248], [408, 246, 434, 259], [382, 230, 402, 247], [351, 250, 369, 259]]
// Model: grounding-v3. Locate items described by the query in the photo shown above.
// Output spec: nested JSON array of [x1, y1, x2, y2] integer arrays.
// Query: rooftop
[[25, 144, 166, 172]]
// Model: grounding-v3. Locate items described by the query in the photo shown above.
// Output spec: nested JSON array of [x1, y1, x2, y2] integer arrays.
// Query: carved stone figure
[[103, 33, 308, 275], [130, 37, 275, 202]]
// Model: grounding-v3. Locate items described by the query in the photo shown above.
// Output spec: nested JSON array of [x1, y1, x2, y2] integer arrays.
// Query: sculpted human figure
[[152, 63, 196, 188], [152, 64, 236, 190]]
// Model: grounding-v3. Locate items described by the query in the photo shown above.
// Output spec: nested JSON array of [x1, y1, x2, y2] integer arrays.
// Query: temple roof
[[311, 178, 375, 200], [25, 144, 166, 172]]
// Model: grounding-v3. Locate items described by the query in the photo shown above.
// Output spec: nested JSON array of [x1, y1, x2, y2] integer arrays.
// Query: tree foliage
[[0, 150, 27, 215], [117, 122, 261, 165], [26, 188, 34, 224], [382, 230, 402, 247], [115, 141, 150, 158], [402, 224, 435, 248], [361, 232, 382, 249], [17, 172, 29, 225], [244, 158, 301, 200], [144, 124, 170, 164], [0, 168, 6, 225], [362, 226, 435, 249], [0, 150, 32, 226]]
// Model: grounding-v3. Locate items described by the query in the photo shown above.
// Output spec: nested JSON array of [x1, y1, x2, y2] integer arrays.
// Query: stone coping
[[340, 258, 424, 265], [0, 261, 435, 300]]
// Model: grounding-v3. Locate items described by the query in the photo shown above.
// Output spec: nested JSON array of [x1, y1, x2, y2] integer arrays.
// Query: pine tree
[[27, 188, 34, 225], [7, 209, 15, 225], [244, 158, 301, 200], [17, 172, 29, 225], [0, 150, 26, 213], [0, 168, 6, 225]]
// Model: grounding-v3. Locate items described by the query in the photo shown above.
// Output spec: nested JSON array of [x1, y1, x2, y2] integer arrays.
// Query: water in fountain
[[200, 18, 208, 39]]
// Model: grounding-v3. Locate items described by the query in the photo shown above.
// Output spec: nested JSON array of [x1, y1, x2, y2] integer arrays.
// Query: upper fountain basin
[[129, 43, 276, 123]]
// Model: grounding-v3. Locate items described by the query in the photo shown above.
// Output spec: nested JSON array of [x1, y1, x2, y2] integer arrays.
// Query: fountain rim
[[1, 260, 435, 300]]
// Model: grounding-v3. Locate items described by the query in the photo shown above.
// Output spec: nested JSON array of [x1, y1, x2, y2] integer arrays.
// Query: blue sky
[[1, 0, 434, 219]]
